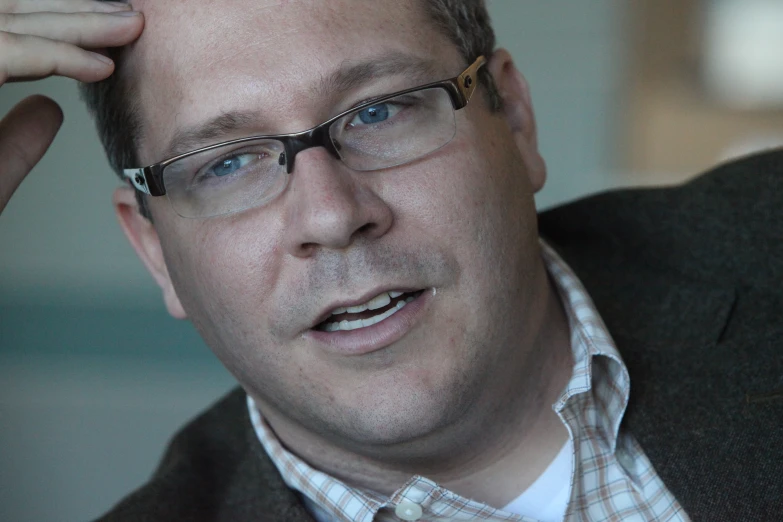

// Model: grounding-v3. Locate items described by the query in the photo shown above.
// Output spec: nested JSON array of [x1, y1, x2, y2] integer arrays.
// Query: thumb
[[0, 95, 63, 215]]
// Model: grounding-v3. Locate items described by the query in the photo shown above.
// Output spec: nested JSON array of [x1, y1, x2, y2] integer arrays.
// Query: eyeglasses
[[123, 56, 486, 218]]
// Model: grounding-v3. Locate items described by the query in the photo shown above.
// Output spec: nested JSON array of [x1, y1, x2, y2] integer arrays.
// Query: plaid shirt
[[247, 241, 690, 522]]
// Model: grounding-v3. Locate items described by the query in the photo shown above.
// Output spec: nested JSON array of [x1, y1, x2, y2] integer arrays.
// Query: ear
[[113, 186, 187, 319], [487, 48, 547, 193]]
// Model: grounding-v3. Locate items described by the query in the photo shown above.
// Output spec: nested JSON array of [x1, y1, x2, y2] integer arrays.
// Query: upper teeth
[[322, 291, 415, 332], [332, 291, 400, 315]]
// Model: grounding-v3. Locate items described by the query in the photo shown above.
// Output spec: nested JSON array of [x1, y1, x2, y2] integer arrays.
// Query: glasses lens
[[330, 87, 456, 171], [162, 139, 287, 218]]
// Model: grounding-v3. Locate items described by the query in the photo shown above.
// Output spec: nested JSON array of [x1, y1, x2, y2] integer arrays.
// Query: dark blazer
[[98, 150, 783, 522]]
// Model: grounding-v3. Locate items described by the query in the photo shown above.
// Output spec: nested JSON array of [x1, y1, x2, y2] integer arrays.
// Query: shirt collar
[[541, 241, 631, 453]]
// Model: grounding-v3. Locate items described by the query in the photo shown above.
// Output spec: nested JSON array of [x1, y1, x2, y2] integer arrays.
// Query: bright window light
[[703, 0, 783, 109]]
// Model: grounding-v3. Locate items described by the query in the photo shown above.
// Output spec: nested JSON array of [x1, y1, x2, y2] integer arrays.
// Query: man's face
[[127, 0, 545, 451]]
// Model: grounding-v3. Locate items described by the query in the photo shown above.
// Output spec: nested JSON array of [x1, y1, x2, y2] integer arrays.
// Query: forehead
[[129, 0, 461, 161]]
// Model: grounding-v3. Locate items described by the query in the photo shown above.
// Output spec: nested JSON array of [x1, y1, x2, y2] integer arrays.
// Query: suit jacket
[[98, 150, 783, 522]]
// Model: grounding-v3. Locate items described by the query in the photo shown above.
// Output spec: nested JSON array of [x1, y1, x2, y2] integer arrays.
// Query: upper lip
[[310, 286, 424, 329]]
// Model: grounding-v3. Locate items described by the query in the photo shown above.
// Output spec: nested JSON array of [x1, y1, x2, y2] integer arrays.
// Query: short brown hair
[[80, 0, 498, 216]]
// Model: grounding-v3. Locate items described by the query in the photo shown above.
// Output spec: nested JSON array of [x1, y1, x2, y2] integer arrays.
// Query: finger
[[0, 31, 115, 84], [0, 11, 143, 48], [0, 95, 62, 215], [0, 0, 131, 14]]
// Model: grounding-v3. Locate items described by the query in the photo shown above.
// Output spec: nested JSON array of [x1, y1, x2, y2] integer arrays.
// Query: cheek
[[396, 123, 538, 317], [394, 125, 530, 251], [159, 214, 286, 345]]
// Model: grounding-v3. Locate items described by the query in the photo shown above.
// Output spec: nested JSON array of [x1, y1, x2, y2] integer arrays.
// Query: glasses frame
[[123, 55, 486, 197]]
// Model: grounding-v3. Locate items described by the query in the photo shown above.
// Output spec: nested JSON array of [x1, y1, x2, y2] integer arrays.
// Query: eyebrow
[[314, 52, 439, 100], [161, 111, 260, 161], [159, 52, 441, 162]]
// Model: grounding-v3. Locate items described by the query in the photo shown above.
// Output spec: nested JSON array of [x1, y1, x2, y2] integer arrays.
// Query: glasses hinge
[[123, 168, 152, 195]]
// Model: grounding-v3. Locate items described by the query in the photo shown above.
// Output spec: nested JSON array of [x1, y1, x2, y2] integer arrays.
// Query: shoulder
[[539, 149, 783, 287], [95, 388, 309, 521], [94, 388, 249, 521], [543, 152, 783, 517]]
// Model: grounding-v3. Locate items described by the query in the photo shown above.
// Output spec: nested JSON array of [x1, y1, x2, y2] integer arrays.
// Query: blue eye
[[209, 156, 245, 177], [357, 103, 390, 124], [183, 144, 280, 188]]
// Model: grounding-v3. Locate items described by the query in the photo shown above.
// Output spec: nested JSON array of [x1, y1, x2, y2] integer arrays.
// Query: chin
[[328, 367, 477, 449]]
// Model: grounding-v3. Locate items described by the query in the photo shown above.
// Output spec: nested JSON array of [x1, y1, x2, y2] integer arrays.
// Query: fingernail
[[90, 52, 114, 66], [110, 10, 142, 16], [104, 1, 131, 8]]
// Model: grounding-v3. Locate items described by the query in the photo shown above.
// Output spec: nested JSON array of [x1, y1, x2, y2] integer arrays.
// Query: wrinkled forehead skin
[[127, 0, 463, 166]]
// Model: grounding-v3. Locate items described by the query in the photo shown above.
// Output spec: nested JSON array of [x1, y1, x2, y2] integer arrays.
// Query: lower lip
[[306, 290, 431, 356]]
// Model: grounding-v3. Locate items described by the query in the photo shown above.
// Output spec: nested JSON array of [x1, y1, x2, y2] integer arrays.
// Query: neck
[[257, 263, 573, 507]]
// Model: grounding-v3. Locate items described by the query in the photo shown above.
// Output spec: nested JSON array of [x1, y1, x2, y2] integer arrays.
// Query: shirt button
[[394, 500, 424, 521]]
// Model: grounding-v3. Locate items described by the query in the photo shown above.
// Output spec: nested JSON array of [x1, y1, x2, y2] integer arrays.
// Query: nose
[[282, 148, 393, 257]]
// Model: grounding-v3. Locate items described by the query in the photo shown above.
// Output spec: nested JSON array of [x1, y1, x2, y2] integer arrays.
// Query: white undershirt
[[501, 440, 573, 522]]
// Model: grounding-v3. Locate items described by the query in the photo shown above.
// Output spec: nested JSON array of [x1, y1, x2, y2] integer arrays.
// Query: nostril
[[356, 223, 376, 235], [299, 242, 317, 256]]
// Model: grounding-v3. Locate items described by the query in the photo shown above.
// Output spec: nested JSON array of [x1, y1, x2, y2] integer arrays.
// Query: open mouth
[[315, 290, 425, 332]]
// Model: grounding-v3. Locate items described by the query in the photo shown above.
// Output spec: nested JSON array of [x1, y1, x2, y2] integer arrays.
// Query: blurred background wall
[[1, 1, 780, 520]]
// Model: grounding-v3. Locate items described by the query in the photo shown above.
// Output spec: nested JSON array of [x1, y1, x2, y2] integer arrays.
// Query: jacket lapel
[[583, 270, 783, 520]]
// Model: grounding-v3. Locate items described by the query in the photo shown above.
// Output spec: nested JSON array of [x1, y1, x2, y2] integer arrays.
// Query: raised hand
[[0, 0, 144, 213]]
